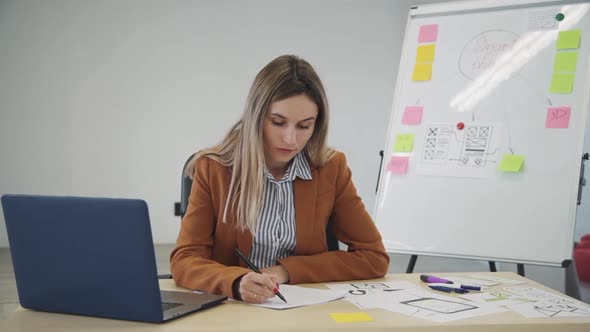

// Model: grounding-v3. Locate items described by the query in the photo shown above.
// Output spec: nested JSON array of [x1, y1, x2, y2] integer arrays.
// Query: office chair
[[159, 153, 340, 279]]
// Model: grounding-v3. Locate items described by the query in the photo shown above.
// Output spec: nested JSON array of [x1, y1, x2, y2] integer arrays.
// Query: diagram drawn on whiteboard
[[416, 122, 502, 178]]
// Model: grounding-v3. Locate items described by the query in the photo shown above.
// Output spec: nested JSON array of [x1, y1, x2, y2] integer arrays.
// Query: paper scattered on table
[[466, 274, 527, 285], [377, 288, 506, 323], [503, 286, 590, 318], [459, 291, 535, 307], [251, 284, 346, 310], [325, 281, 420, 309]]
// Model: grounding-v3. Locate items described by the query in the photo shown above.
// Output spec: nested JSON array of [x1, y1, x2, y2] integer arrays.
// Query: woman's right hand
[[238, 272, 279, 304]]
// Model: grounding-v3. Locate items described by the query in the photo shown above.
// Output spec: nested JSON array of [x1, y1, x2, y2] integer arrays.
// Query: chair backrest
[[180, 154, 339, 251]]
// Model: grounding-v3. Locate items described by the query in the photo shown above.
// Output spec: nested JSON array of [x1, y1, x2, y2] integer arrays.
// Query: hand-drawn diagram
[[504, 286, 590, 318]]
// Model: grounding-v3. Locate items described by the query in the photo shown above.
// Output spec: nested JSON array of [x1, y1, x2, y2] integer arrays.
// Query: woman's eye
[[298, 125, 310, 130], [272, 122, 285, 126]]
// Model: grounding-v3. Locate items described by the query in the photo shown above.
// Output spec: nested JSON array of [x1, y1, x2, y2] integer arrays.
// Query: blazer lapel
[[293, 170, 318, 255]]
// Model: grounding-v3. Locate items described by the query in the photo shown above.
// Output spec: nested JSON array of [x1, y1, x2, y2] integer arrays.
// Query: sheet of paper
[[556, 29, 581, 49], [459, 291, 535, 307], [376, 288, 506, 323], [387, 156, 409, 174], [412, 63, 432, 81], [402, 106, 424, 125], [416, 44, 436, 62], [394, 134, 415, 152], [325, 281, 420, 309], [550, 73, 575, 93], [329, 312, 374, 322], [553, 52, 578, 72], [251, 284, 346, 310], [414, 123, 503, 178], [546, 106, 571, 128], [503, 286, 590, 318], [498, 154, 524, 172], [418, 24, 438, 43], [465, 274, 528, 285]]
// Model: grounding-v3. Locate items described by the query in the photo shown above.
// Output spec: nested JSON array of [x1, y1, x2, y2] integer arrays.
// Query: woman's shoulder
[[316, 149, 348, 171], [193, 154, 231, 177]]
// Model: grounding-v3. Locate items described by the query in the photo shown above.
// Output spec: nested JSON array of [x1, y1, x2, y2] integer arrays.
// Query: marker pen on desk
[[429, 285, 469, 294], [459, 284, 481, 291], [420, 274, 452, 284]]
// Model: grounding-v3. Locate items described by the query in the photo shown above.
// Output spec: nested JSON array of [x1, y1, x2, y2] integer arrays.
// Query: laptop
[[1, 194, 227, 323]]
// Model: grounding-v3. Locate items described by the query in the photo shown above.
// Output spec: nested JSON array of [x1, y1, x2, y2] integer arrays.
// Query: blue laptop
[[1, 194, 227, 323]]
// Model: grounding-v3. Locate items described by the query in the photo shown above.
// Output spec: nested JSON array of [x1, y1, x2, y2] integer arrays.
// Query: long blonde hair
[[186, 55, 334, 233]]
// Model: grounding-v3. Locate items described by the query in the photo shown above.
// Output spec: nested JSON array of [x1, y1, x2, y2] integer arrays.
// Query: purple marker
[[420, 274, 453, 284]]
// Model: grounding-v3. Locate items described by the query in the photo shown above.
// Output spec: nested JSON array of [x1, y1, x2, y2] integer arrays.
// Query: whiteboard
[[374, 0, 590, 267]]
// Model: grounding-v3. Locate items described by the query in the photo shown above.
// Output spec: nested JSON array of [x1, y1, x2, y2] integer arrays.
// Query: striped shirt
[[249, 152, 312, 268]]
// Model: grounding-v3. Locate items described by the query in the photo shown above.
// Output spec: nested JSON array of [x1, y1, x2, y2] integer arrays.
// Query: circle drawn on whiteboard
[[459, 30, 520, 81], [556, 13, 565, 21]]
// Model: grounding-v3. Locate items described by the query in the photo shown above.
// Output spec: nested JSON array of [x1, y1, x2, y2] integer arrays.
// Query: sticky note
[[546, 106, 571, 128], [553, 52, 578, 72], [402, 106, 423, 125], [550, 73, 574, 93], [412, 63, 432, 81], [498, 155, 525, 172], [416, 44, 436, 62], [556, 30, 581, 49], [419, 24, 438, 43], [387, 156, 409, 174], [394, 134, 415, 152], [329, 312, 374, 323]]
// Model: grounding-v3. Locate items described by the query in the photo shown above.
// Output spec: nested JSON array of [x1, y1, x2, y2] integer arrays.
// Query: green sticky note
[[556, 30, 581, 49], [412, 63, 432, 81], [550, 73, 574, 93], [498, 155, 524, 172], [330, 312, 374, 323], [394, 134, 415, 152], [553, 52, 578, 72], [416, 44, 435, 62]]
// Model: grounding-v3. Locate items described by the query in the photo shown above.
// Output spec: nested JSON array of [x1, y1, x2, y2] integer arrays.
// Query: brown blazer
[[170, 151, 389, 299]]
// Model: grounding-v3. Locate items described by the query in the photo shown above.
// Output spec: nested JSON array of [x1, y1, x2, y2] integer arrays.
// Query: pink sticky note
[[387, 156, 409, 174], [546, 106, 571, 128], [419, 24, 438, 43], [402, 106, 423, 125]]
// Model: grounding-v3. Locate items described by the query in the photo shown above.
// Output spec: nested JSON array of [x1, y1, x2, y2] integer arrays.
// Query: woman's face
[[262, 94, 318, 172]]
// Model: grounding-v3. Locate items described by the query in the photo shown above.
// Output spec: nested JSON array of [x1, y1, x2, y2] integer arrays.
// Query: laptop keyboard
[[162, 301, 183, 311]]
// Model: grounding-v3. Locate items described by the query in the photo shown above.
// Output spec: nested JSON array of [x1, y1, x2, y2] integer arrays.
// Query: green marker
[[556, 13, 565, 21]]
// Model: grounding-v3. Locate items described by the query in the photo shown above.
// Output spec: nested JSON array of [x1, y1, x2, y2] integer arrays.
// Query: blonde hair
[[186, 55, 335, 233]]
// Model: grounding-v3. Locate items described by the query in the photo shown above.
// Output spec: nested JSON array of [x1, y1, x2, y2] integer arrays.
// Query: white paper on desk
[[466, 274, 527, 285], [459, 291, 535, 307], [252, 284, 346, 310], [377, 289, 506, 323], [502, 286, 590, 318], [324, 281, 420, 309]]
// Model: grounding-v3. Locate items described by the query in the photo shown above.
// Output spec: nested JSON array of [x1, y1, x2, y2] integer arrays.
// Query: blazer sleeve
[[169, 157, 249, 298], [279, 152, 390, 283]]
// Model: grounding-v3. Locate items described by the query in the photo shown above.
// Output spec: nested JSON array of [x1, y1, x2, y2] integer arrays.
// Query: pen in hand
[[234, 248, 288, 303]]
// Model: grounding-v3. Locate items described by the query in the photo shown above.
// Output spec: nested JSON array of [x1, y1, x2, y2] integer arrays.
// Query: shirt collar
[[264, 152, 313, 183]]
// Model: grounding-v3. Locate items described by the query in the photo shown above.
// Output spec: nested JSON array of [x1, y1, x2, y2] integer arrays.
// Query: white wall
[[0, 0, 418, 246]]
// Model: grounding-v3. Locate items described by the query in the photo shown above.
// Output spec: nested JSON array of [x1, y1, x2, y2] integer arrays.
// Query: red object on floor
[[575, 234, 590, 282]]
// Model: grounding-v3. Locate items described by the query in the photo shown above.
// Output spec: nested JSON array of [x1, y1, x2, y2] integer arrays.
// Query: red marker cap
[[457, 122, 465, 130]]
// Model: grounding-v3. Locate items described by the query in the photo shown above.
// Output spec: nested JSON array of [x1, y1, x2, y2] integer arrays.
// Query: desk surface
[[1, 272, 589, 332]]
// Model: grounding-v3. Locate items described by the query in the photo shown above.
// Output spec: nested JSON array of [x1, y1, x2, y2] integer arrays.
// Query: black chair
[[159, 154, 340, 279]]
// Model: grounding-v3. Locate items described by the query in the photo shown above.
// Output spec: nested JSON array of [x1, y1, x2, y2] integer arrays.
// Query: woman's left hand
[[260, 264, 290, 284]]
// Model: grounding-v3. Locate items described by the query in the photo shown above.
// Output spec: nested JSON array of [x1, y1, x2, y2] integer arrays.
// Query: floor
[[1, 244, 589, 320]]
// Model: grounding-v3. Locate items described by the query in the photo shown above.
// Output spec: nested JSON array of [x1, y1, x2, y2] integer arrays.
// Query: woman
[[170, 55, 389, 304]]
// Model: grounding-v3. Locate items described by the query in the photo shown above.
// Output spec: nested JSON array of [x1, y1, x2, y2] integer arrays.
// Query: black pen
[[234, 248, 288, 303]]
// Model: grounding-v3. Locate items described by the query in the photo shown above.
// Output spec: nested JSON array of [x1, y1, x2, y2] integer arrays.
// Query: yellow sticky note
[[330, 312, 374, 323], [394, 134, 415, 152], [550, 73, 574, 93], [412, 63, 432, 81], [556, 30, 581, 49], [553, 52, 578, 72], [498, 155, 524, 172], [416, 44, 435, 62]]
